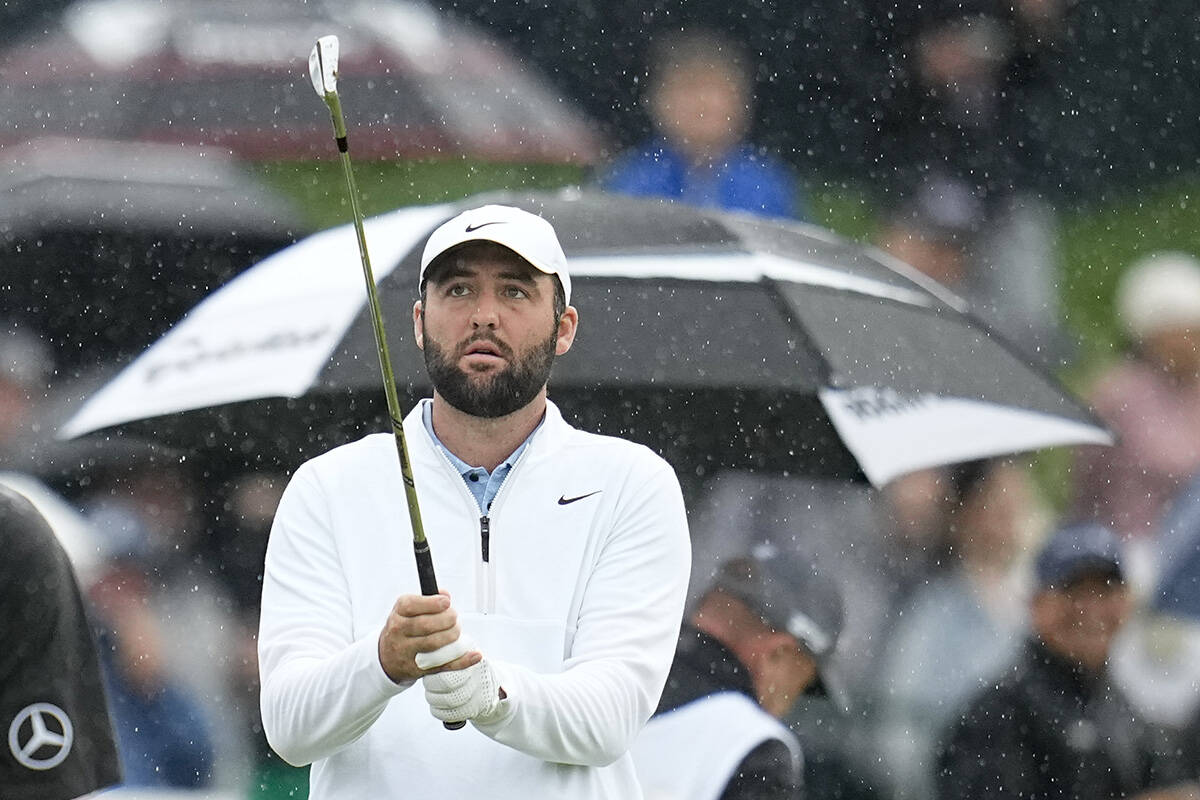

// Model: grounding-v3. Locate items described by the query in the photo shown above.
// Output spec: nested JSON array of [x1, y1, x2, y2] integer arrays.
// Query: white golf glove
[[422, 658, 504, 725]]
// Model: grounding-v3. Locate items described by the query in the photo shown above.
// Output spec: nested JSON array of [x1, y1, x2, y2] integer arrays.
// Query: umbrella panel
[[324, 275, 829, 393], [562, 279, 828, 390], [559, 388, 864, 482], [720, 214, 957, 301], [781, 283, 1094, 423]]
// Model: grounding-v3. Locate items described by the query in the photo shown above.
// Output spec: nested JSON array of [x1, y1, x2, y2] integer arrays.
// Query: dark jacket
[[653, 624, 803, 800], [0, 488, 122, 799], [936, 638, 1186, 800], [1181, 706, 1200, 783]]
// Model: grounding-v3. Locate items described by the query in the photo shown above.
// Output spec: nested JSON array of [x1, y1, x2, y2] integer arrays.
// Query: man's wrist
[[377, 629, 418, 686]]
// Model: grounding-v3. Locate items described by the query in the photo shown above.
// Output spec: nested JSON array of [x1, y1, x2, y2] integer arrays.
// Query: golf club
[[308, 35, 465, 731]]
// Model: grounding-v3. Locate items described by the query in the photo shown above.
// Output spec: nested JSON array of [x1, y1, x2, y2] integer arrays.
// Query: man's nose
[[469, 295, 500, 328]]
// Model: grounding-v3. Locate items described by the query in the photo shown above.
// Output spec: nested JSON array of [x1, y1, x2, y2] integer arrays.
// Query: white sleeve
[[473, 456, 691, 766], [257, 464, 410, 767]]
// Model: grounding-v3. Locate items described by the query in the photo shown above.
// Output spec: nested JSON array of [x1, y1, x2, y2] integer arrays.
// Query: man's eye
[[448, 285, 470, 297], [504, 287, 528, 299]]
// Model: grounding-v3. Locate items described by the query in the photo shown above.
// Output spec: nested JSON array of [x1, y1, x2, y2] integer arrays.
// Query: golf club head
[[309, 35, 339, 98]]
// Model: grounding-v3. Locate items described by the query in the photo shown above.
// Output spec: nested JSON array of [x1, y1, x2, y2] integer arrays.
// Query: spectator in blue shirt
[[600, 28, 805, 221]]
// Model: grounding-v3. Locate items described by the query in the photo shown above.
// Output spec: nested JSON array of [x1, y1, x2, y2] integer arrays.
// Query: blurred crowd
[[4, 0, 1200, 798]]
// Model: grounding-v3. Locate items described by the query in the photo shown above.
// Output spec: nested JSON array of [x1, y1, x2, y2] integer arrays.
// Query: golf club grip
[[412, 540, 466, 731], [413, 538, 439, 596]]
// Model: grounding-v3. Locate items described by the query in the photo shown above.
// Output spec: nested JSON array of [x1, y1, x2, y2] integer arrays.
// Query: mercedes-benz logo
[[8, 702, 74, 770]]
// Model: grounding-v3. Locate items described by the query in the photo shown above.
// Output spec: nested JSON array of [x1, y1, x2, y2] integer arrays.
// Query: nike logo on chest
[[558, 491, 602, 505]]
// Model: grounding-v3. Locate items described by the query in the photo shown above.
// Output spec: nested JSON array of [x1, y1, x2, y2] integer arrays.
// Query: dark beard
[[423, 328, 557, 418]]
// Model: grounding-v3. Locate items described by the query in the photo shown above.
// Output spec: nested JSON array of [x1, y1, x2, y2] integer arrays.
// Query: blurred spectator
[[599, 28, 806, 220], [83, 462, 250, 792], [1072, 252, 1200, 589], [0, 323, 54, 470], [1110, 610, 1200, 746], [631, 551, 845, 799], [686, 466, 987, 700], [868, 0, 1071, 365], [202, 472, 286, 776], [685, 471, 957, 799], [874, 459, 1045, 799], [686, 475, 889, 697], [936, 521, 1199, 800], [870, 0, 1066, 205], [873, 170, 1067, 366], [1152, 468, 1200, 625], [1107, 468, 1200, 736], [205, 472, 284, 615], [0, 485, 121, 799], [874, 174, 985, 290], [88, 563, 215, 789], [875, 467, 959, 591]]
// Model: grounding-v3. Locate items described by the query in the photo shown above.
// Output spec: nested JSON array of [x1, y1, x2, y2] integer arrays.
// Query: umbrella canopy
[[1, 137, 300, 234], [2, 137, 303, 372], [0, 0, 600, 163], [61, 190, 1111, 487]]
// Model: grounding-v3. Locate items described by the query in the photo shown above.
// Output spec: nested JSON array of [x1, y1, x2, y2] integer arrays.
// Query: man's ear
[[765, 632, 801, 664], [556, 306, 579, 356], [412, 300, 424, 350]]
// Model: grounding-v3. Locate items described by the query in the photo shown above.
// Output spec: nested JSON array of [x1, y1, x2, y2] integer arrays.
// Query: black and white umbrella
[[61, 190, 1111, 487]]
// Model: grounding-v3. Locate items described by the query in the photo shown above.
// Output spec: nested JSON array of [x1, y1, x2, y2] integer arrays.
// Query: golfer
[[258, 204, 692, 798]]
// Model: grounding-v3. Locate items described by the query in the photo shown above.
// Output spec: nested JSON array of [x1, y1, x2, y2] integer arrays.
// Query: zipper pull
[[480, 515, 490, 563]]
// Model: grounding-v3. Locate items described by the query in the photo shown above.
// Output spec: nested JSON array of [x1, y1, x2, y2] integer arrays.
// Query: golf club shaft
[[321, 93, 439, 599], [316, 43, 465, 732]]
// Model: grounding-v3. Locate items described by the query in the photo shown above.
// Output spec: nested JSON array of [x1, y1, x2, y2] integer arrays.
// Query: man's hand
[[377, 591, 481, 683], [423, 658, 505, 725]]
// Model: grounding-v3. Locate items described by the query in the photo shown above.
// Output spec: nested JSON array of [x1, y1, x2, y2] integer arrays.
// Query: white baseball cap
[[1116, 251, 1200, 340], [419, 204, 571, 306]]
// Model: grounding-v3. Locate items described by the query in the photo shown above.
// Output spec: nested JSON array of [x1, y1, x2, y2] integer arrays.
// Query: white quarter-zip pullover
[[259, 400, 691, 799]]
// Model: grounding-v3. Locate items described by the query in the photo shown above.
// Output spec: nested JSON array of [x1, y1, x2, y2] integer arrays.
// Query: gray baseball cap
[[709, 552, 846, 706], [1035, 521, 1124, 590]]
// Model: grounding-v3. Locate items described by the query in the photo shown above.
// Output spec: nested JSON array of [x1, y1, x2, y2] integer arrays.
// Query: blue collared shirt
[[421, 401, 538, 514]]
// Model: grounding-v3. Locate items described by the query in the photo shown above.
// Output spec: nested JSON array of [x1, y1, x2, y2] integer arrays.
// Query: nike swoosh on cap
[[558, 491, 602, 505], [464, 221, 505, 232]]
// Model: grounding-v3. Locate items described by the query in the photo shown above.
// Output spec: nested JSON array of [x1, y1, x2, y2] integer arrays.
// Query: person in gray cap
[[936, 522, 1200, 800], [0, 324, 54, 469], [630, 551, 845, 799]]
